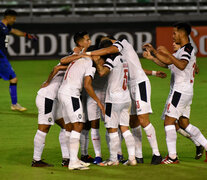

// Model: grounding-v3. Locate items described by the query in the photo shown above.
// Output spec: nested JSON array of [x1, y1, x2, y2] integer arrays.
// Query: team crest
[[78, 114, 82, 119], [48, 117, 52, 122]]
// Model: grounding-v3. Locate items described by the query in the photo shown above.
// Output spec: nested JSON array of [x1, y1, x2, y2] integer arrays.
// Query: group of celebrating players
[[1, 9, 207, 171]]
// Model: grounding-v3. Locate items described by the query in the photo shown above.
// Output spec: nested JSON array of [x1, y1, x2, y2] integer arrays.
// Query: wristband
[[86, 52, 91, 55], [152, 71, 157, 76]]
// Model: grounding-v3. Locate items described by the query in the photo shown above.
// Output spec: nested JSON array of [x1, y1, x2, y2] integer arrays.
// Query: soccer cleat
[[11, 103, 27, 112], [161, 156, 179, 164], [93, 156, 102, 164], [31, 160, 54, 167], [69, 161, 90, 170], [81, 155, 94, 163], [151, 155, 162, 165], [123, 159, 137, 166], [195, 145, 204, 160], [135, 157, 144, 164], [62, 158, 70, 167], [78, 160, 90, 167], [99, 159, 119, 166]]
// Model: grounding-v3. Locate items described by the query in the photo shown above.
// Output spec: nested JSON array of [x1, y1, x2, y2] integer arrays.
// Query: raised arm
[[41, 64, 68, 88], [84, 76, 105, 115], [86, 45, 119, 56], [11, 28, 37, 40], [92, 56, 110, 77]]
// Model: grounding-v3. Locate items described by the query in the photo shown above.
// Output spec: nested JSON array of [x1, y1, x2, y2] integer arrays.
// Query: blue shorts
[[0, 50, 16, 80]]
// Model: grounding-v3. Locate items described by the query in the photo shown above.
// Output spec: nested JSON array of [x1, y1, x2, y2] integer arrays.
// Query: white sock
[[65, 131, 71, 159], [144, 123, 160, 156], [123, 130, 135, 161], [109, 132, 119, 162], [165, 125, 177, 159], [91, 128, 101, 157], [185, 124, 207, 150], [59, 129, 69, 159], [177, 128, 200, 146], [131, 126, 143, 158], [80, 129, 89, 156], [33, 130, 47, 161], [105, 130, 110, 151], [117, 129, 123, 155], [69, 130, 80, 163]]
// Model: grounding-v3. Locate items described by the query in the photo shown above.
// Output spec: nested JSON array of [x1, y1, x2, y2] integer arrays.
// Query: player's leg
[[0, 57, 26, 111], [55, 118, 70, 167], [179, 116, 207, 154], [176, 120, 203, 159], [80, 121, 94, 163], [87, 91, 103, 164], [161, 115, 179, 164], [130, 114, 143, 163], [32, 95, 55, 167], [117, 128, 124, 162], [91, 119, 102, 164]]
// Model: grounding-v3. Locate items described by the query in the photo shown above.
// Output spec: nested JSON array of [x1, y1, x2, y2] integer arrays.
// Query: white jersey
[[58, 57, 96, 96], [169, 43, 196, 95], [104, 54, 130, 103], [37, 69, 65, 100], [113, 39, 148, 85]]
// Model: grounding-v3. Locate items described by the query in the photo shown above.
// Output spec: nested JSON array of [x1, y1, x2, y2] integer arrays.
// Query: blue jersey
[[0, 21, 12, 55]]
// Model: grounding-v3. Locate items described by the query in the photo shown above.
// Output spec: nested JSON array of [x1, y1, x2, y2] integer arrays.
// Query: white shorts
[[161, 90, 192, 120], [58, 93, 86, 124], [87, 89, 106, 121], [130, 80, 152, 115], [36, 95, 62, 125], [104, 102, 131, 129]]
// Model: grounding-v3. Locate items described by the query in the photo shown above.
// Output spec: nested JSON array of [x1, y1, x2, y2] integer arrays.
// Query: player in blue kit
[[0, 9, 37, 111]]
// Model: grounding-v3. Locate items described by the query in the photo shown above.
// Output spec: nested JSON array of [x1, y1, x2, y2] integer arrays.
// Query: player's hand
[[143, 49, 154, 60], [25, 33, 38, 41], [73, 47, 81, 54], [156, 71, 167, 78], [92, 55, 101, 63], [143, 43, 155, 53], [41, 82, 49, 88], [97, 101, 105, 116]]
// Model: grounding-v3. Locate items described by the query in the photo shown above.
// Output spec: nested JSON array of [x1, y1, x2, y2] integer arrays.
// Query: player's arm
[[84, 76, 105, 115], [60, 54, 83, 65], [85, 45, 119, 56], [144, 69, 167, 78], [143, 44, 172, 65], [156, 46, 189, 70], [41, 65, 68, 88], [10, 28, 37, 40], [143, 49, 168, 68]]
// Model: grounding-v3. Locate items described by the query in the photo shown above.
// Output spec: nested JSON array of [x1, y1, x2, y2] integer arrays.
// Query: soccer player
[[58, 53, 105, 170], [0, 9, 37, 111], [144, 22, 207, 164], [32, 64, 69, 167], [83, 37, 162, 165], [61, 31, 95, 163], [93, 39, 136, 166], [143, 41, 204, 160]]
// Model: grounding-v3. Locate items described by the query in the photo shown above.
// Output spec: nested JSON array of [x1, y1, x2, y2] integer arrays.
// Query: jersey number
[[122, 68, 128, 90], [64, 61, 75, 80]]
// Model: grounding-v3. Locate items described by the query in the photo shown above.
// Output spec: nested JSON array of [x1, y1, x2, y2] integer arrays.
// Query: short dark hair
[[173, 22, 191, 36], [73, 31, 88, 45], [99, 39, 113, 49], [4, 9, 17, 17]]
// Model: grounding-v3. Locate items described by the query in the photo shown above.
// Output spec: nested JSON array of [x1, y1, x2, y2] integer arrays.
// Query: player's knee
[[10, 77, 18, 83], [91, 119, 99, 129], [38, 124, 51, 133]]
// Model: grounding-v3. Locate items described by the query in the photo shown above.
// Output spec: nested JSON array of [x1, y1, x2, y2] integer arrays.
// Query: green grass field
[[0, 58, 207, 180]]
